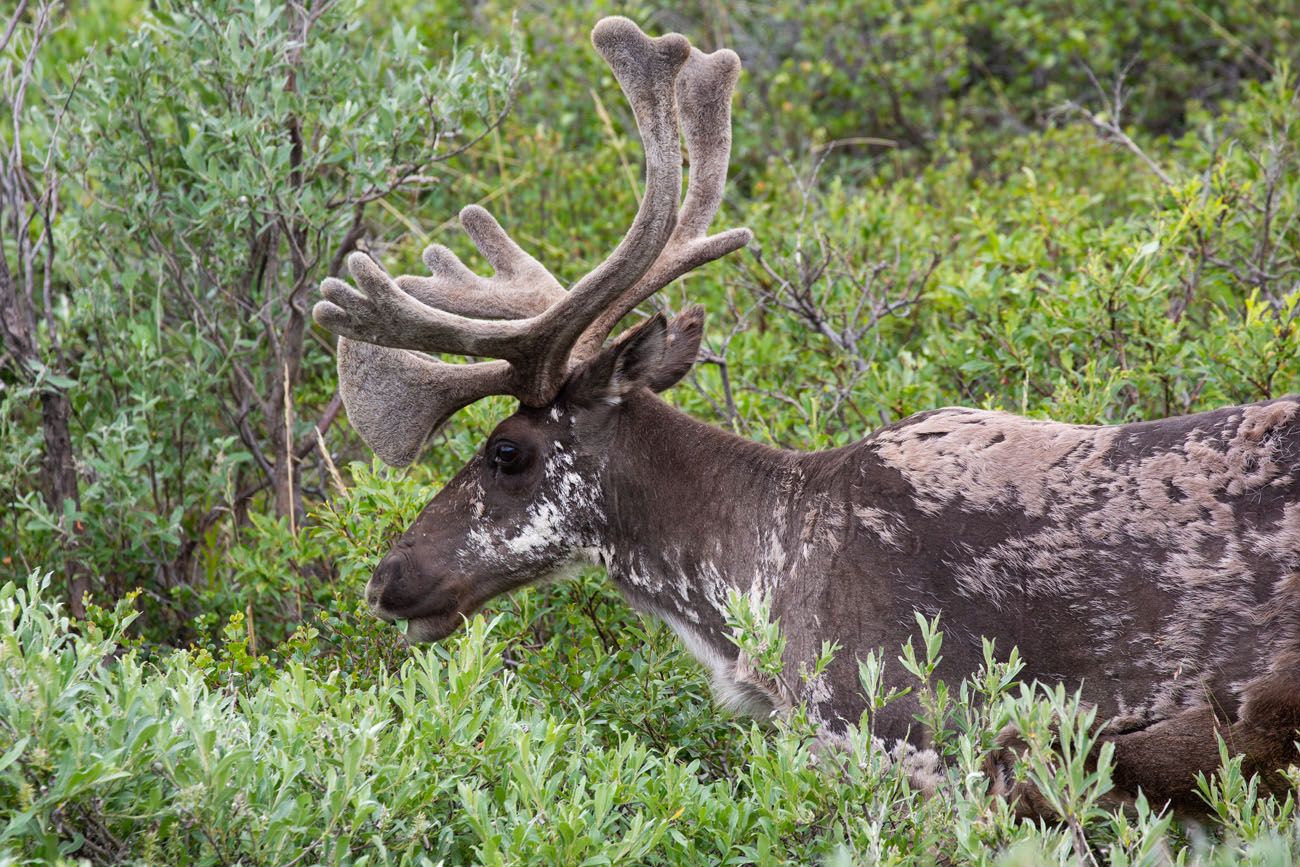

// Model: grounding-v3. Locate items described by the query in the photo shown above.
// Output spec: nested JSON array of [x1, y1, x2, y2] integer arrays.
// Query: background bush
[[4, 0, 1300, 862]]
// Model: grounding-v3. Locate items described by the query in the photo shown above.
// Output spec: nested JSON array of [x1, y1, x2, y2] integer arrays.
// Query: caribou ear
[[567, 306, 705, 406]]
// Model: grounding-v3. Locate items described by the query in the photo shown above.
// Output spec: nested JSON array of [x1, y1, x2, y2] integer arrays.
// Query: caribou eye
[[490, 440, 525, 473]]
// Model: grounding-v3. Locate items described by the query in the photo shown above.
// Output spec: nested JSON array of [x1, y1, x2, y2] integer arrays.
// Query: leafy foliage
[[7, 575, 1300, 863], [4, 0, 1300, 862]]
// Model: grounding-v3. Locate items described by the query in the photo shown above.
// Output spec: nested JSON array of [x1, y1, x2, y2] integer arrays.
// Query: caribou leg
[[987, 673, 1300, 819]]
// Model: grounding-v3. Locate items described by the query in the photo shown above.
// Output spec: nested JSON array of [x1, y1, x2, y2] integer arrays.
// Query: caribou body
[[315, 17, 1300, 814]]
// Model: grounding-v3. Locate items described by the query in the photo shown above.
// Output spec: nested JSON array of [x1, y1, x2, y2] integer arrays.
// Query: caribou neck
[[596, 390, 822, 668]]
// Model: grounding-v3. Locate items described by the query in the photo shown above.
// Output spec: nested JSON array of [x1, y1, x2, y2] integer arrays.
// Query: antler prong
[[395, 205, 565, 321], [677, 47, 742, 238], [573, 44, 751, 359], [335, 339, 510, 466], [318, 252, 534, 357]]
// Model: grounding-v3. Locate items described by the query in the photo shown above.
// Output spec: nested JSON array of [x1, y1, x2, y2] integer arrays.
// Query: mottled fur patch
[[870, 401, 1300, 722]]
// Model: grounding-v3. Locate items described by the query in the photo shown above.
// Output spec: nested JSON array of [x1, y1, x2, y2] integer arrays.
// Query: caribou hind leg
[[988, 672, 1300, 818], [1104, 706, 1237, 814], [1106, 673, 1300, 814], [1220, 670, 1300, 794]]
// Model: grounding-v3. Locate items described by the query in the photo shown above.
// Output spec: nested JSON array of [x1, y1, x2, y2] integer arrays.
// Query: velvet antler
[[313, 17, 750, 466]]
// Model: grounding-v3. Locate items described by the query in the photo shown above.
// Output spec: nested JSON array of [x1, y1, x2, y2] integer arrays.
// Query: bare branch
[[1053, 62, 1174, 189]]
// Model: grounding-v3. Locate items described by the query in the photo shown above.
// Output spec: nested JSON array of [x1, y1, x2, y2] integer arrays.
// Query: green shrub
[[6, 574, 1300, 863], [6, 0, 1300, 862]]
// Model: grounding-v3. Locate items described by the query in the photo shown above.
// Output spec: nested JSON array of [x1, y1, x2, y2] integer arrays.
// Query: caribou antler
[[573, 44, 751, 360], [313, 17, 750, 466]]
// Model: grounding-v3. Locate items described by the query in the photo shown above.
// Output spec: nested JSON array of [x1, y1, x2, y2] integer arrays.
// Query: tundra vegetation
[[3, 0, 1300, 863]]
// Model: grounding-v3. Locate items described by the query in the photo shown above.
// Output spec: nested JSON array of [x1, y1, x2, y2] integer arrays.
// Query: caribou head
[[357, 307, 709, 643], [314, 18, 750, 644]]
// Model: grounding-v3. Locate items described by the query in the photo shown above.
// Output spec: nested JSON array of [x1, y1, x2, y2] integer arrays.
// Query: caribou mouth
[[376, 592, 468, 643], [396, 589, 503, 644], [403, 612, 463, 644], [372, 594, 452, 618]]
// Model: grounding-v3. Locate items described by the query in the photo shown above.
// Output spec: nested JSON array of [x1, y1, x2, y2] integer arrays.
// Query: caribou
[[314, 17, 1300, 815]]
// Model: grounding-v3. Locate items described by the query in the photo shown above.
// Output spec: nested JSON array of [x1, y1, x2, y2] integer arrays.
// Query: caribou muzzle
[[366, 549, 463, 642]]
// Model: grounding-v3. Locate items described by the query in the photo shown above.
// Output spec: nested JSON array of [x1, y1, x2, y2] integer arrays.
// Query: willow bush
[[4, 0, 1300, 862]]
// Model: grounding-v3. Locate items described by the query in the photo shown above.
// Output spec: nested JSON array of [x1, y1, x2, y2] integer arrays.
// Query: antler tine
[[573, 44, 752, 361], [677, 46, 745, 239], [316, 251, 540, 358], [394, 204, 566, 321], [511, 17, 692, 403], [316, 246, 553, 467]]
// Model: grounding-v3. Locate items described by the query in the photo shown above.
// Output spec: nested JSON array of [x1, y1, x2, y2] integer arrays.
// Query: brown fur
[[989, 672, 1300, 817], [362, 384, 1300, 818]]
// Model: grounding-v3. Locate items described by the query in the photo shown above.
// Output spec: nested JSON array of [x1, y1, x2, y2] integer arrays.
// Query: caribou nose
[[366, 552, 404, 617]]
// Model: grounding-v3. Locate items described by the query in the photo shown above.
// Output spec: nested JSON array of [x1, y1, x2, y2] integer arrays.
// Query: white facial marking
[[462, 448, 602, 569]]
